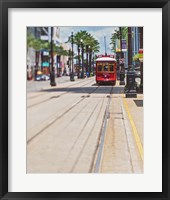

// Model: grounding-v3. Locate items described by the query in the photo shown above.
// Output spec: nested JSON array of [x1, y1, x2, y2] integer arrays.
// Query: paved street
[[27, 77, 143, 173]]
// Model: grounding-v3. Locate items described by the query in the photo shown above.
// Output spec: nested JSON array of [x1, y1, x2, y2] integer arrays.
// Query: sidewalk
[[100, 86, 143, 173]]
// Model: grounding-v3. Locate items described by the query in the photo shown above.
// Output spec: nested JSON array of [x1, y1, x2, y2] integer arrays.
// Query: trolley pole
[[104, 36, 107, 56]]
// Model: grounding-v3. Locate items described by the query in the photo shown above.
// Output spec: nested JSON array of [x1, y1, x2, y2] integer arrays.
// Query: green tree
[[110, 27, 128, 52], [68, 30, 100, 75]]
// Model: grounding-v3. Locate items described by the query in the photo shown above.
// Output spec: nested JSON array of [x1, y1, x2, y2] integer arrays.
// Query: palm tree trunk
[[86, 45, 89, 76], [89, 49, 92, 75], [128, 27, 132, 67], [35, 51, 39, 76], [78, 45, 81, 77]]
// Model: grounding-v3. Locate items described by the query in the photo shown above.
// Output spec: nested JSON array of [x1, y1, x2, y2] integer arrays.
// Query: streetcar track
[[27, 85, 100, 144], [27, 84, 115, 173], [27, 93, 45, 99], [70, 100, 103, 173], [93, 86, 114, 173], [27, 85, 99, 137], [58, 99, 101, 172], [27, 80, 95, 109], [27, 98, 85, 144], [27, 79, 92, 100], [64, 86, 113, 173]]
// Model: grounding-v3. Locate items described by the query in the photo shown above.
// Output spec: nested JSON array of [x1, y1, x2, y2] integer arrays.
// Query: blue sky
[[59, 26, 118, 55]]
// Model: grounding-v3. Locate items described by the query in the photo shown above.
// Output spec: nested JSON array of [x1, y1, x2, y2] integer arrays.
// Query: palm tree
[[110, 27, 128, 52], [27, 33, 44, 75], [54, 45, 69, 76], [72, 31, 90, 74], [66, 30, 100, 77], [70, 30, 100, 76]]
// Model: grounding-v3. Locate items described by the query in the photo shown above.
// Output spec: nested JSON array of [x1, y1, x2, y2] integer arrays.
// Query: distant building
[[27, 27, 41, 80], [27, 27, 69, 79]]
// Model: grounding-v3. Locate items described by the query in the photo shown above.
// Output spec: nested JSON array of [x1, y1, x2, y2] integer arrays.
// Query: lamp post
[[77, 44, 81, 78], [92, 50, 95, 76], [89, 46, 92, 76], [86, 45, 89, 77], [125, 27, 137, 98], [81, 39, 84, 78], [119, 27, 125, 85], [50, 26, 56, 86], [70, 31, 75, 81], [139, 27, 143, 93]]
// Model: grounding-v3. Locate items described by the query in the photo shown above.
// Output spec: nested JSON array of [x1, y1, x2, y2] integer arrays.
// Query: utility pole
[[104, 36, 107, 56], [50, 26, 56, 86]]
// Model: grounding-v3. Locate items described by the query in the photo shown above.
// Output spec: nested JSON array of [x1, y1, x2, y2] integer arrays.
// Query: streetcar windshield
[[110, 65, 114, 71], [104, 65, 108, 71], [97, 62, 115, 72], [98, 65, 102, 71]]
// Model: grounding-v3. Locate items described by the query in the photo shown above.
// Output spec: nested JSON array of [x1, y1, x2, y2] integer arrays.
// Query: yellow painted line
[[123, 99, 143, 161]]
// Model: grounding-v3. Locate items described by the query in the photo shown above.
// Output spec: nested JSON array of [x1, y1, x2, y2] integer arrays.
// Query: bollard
[[125, 66, 137, 98], [120, 71, 125, 85], [50, 71, 56, 86], [70, 72, 75, 81]]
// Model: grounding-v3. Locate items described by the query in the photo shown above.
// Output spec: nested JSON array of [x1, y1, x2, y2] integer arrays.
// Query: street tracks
[[27, 79, 94, 109], [27, 82, 99, 144], [27, 81, 116, 173]]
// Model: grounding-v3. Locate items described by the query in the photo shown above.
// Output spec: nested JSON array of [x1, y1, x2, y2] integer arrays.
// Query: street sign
[[121, 39, 127, 52]]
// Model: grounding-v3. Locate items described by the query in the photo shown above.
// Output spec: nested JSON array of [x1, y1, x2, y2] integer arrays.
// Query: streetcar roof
[[96, 57, 116, 62]]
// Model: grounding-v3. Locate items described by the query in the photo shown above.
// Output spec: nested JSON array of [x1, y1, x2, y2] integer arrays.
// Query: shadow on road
[[41, 85, 125, 94]]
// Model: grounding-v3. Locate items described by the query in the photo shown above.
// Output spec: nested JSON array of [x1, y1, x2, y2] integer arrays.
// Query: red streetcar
[[95, 55, 117, 85]]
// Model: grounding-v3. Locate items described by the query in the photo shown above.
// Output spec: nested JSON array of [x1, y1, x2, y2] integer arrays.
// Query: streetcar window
[[110, 65, 114, 71], [103, 65, 108, 71], [98, 65, 102, 71]]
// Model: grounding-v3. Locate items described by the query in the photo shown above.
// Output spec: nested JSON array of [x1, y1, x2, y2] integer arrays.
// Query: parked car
[[35, 74, 50, 81], [41, 74, 50, 81], [35, 75, 42, 81]]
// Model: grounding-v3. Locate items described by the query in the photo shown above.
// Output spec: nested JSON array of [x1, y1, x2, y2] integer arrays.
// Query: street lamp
[[119, 27, 125, 85], [80, 39, 84, 78], [125, 27, 137, 98], [86, 45, 89, 77], [50, 26, 56, 86], [92, 50, 95, 76], [70, 32, 75, 81], [89, 45, 92, 76]]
